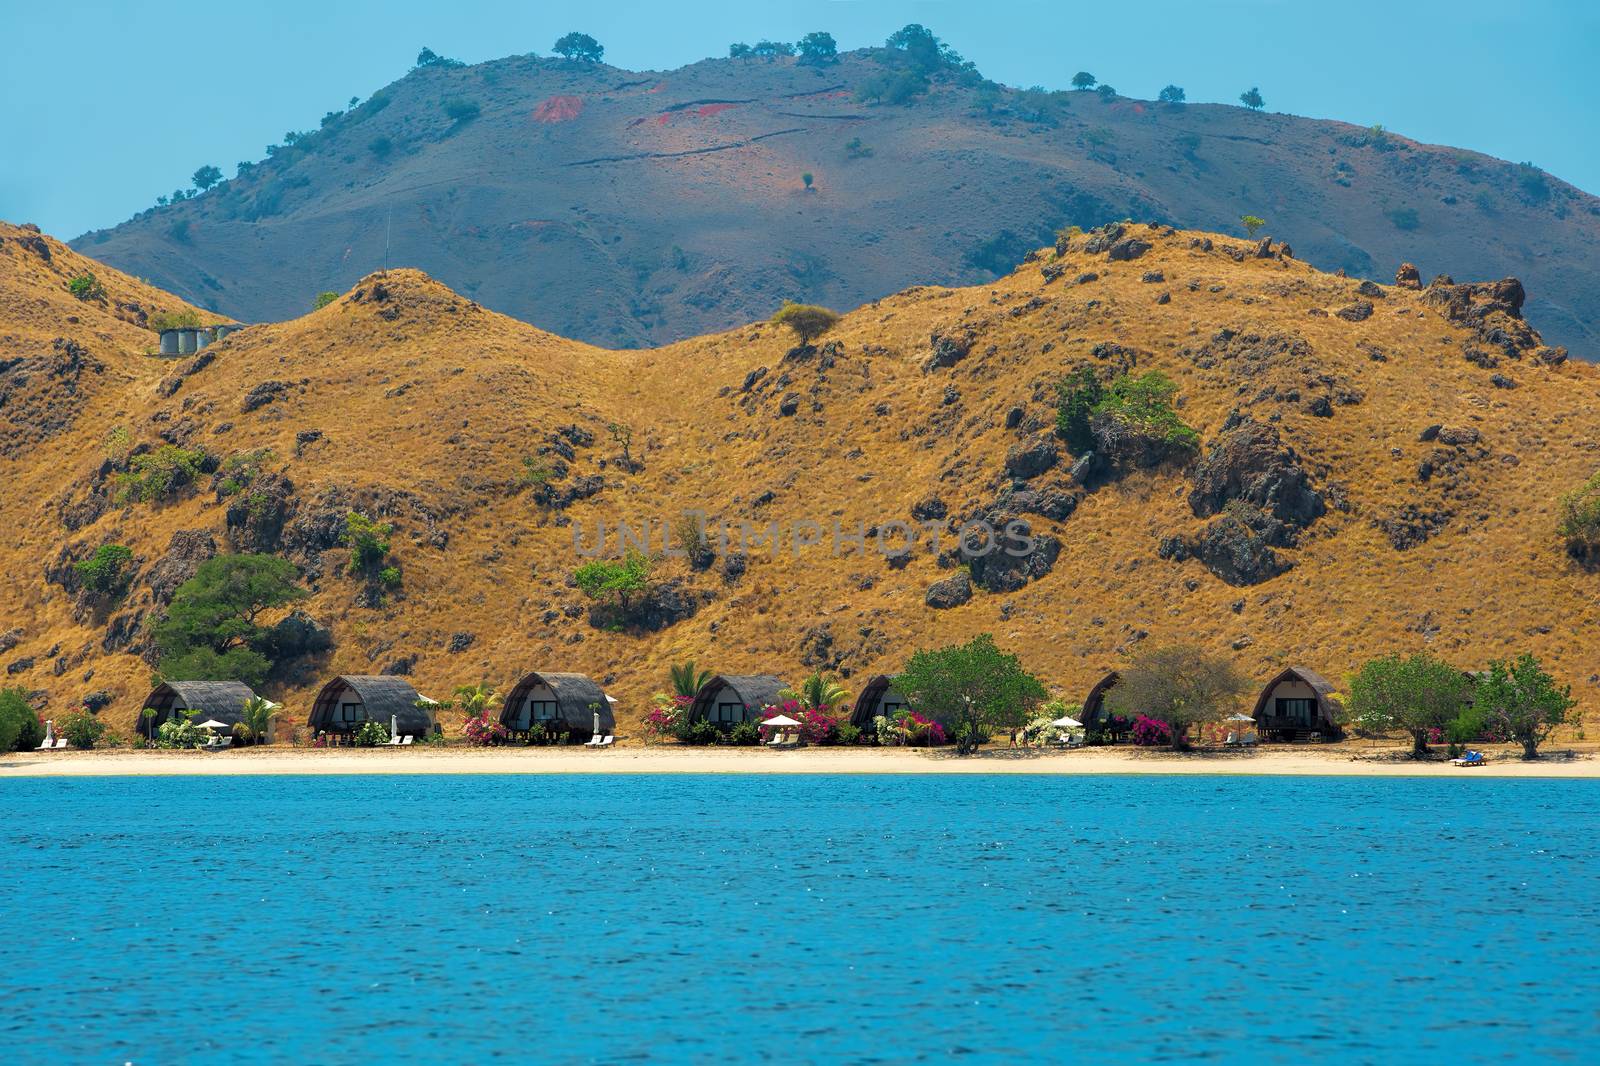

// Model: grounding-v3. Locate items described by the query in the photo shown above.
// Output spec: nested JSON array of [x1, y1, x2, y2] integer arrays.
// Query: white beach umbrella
[[1050, 716, 1082, 729], [1225, 713, 1256, 722], [195, 719, 228, 730], [762, 714, 802, 728]]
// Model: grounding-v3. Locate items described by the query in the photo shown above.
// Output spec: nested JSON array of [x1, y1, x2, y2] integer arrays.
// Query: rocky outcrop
[[1395, 262, 1422, 289], [924, 329, 974, 372], [1188, 417, 1324, 529], [144, 529, 218, 603], [1105, 238, 1151, 262], [925, 571, 973, 609], [224, 471, 295, 553], [1004, 434, 1060, 480], [240, 380, 292, 413], [1164, 511, 1293, 586]]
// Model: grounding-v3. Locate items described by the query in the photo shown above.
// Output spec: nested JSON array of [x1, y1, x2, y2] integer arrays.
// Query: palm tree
[[231, 695, 277, 745], [670, 661, 712, 699], [781, 672, 850, 712], [453, 682, 502, 719]]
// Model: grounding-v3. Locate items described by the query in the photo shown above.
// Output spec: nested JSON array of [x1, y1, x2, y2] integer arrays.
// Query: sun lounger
[[400, 735, 414, 746], [54, 738, 69, 749], [599, 735, 614, 747], [387, 733, 403, 746], [584, 734, 601, 747], [36, 737, 53, 750]]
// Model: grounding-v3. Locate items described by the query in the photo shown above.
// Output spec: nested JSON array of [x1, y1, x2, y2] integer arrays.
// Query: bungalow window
[[715, 702, 744, 724], [1276, 698, 1314, 726], [339, 702, 362, 726], [880, 701, 906, 718], [530, 700, 559, 722]]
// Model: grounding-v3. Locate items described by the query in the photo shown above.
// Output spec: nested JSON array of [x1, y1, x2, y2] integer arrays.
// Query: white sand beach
[[3, 745, 1596, 778]]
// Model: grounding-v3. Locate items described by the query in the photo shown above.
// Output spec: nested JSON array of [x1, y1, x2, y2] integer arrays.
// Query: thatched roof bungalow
[[1080, 671, 1122, 730], [849, 674, 911, 728], [689, 674, 787, 726], [502, 671, 613, 739], [308, 675, 435, 737], [1251, 666, 1344, 740], [139, 680, 257, 739]]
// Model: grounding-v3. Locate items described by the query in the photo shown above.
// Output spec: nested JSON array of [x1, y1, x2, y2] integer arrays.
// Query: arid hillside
[[68, 47, 1600, 354], [5, 219, 1600, 739]]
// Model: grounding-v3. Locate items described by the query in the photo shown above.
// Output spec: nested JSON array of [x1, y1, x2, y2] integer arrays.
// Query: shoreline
[[3, 745, 1596, 778]]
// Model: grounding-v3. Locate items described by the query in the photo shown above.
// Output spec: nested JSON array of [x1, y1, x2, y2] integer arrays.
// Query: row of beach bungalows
[[137, 665, 1345, 744]]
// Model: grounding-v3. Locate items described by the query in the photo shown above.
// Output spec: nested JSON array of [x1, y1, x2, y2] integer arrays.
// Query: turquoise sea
[[3, 774, 1597, 1063]]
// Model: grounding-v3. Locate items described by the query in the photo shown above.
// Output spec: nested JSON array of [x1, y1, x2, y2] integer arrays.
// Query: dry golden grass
[[4, 220, 1599, 740]]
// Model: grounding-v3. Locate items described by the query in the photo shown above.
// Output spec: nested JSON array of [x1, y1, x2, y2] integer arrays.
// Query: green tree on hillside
[[797, 31, 838, 65], [752, 40, 795, 59], [154, 554, 307, 687], [1240, 214, 1266, 238], [0, 686, 45, 752], [1096, 84, 1117, 100], [729, 43, 752, 59], [781, 672, 851, 712], [895, 634, 1046, 754], [574, 551, 653, 617], [192, 165, 223, 191], [553, 32, 604, 62], [74, 544, 134, 600], [1240, 86, 1265, 110], [1158, 85, 1186, 105], [1071, 71, 1096, 90], [313, 291, 339, 310], [771, 301, 840, 345], [1346, 653, 1470, 757]]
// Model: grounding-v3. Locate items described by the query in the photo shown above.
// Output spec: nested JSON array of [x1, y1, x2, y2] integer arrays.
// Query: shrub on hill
[[415, 47, 464, 70], [442, 97, 481, 123], [1057, 369, 1199, 471], [574, 551, 653, 621], [148, 307, 202, 333], [342, 512, 402, 599], [67, 273, 105, 301], [1240, 87, 1265, 111], [368, 136, 393, 159], [313, 291, 339, 310], [74, 544, 134, 599], [1387, 207, 1420, 231], [1071, 72, 1096, 90], [115, 445, 209, 504], [1558, 472, 1600, 564]]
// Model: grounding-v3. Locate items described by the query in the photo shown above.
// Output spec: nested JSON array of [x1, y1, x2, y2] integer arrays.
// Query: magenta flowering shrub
[[644, 693, 692, 742], [757, 700, 843, 745], [1130, 715, 1173, 747], [462, 710, 507, 746]]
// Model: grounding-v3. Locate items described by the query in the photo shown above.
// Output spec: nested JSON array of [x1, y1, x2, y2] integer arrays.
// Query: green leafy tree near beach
[[0, 686, 45, 752], [1473, 654, 1574, 759], [1106, 644, 1248, 749], [1240, 214, 1266, 239], [1346, 652, 1470, 757], [895, 634, 1046, 754], [154, 554, 306, 687]]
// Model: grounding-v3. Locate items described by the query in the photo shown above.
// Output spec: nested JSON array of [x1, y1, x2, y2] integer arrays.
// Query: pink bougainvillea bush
[[462, 710, 507, 746], [644, 693, 693, 743], [1130, 715, 1173, 747]]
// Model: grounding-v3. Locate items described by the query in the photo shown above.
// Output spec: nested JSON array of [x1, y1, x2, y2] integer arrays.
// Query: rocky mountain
[[68, 47, 1600, 355], [5, 219, 1599, 738]]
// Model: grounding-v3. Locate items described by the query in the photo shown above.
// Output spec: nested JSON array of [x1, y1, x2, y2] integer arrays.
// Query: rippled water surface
[[4, 774, 1597, 1063]]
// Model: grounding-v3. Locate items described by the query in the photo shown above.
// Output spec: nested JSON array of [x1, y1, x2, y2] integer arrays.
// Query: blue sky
[[3, 0, 1595, 238]]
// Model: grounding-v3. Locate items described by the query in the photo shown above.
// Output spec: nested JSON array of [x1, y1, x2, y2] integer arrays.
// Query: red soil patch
[[698, 103, 738, 117], [532, 95, 585, 123], [647, 82, 667, 93], [656, 113, 672, 126]]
